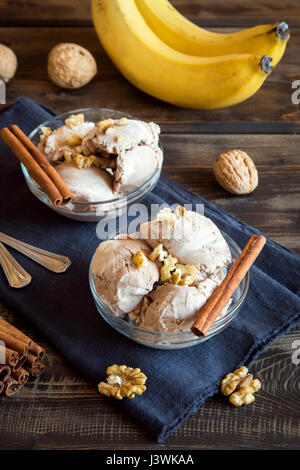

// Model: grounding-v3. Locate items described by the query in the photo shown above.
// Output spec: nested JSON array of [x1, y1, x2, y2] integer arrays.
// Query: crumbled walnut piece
[[97, 118, 115, 134], [116, 117, 128, 126], [39, 126, 52, 143], [170, 264, 197, 285], [133, 250, 148, 269], [161, 254, 178, 282], [65, 113, 85, 127], [66, 134, 82, 146], [72, 154, 100, 169], [98, 364, 147, 400], [75, 145, 83, 154], [221, 366, 261, 407], [170, 269, 181, 285], [221, 366, 248, 396], [157, 208, 177, 226], [149, 243, 168, 262], [73, 154, 85, 169], [178, 274, 197, 286], [64, 150, 73, 162], [174, 205, 186, 218]]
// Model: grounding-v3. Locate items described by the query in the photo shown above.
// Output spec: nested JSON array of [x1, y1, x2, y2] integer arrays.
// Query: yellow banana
[[91, 0, 272, 110], [135, 0, 289, 66]]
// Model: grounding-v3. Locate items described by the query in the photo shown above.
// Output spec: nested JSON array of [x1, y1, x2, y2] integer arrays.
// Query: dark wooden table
[[0, 0, 299, 450]]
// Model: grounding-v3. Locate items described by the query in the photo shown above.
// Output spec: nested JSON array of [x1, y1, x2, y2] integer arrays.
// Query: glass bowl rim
[[88, 230, 250, 338], [24, 107, 163, 206]]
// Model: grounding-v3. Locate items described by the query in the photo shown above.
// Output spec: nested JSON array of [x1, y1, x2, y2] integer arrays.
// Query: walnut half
[[98, 365, 147, 400], [221, 366, 261, 407]]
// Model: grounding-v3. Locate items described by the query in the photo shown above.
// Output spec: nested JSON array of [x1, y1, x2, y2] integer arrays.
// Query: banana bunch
[[92, 0, 290, 109]]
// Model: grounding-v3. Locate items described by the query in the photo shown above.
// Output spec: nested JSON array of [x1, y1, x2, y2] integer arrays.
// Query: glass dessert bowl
[[89, 225, 249, 350], [22, 108, 163, 222]]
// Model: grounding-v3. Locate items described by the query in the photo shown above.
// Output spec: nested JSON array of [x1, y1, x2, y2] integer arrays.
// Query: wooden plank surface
[[0, 306, 299, 450], [0, 0, 299, 450], [0, 0, 300, 27], [1, 27, 299, 124]]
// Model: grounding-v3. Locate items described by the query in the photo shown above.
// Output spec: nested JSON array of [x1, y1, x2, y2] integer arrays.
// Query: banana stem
[[260, 56, 273, 74], [276, 21, 290, 40]]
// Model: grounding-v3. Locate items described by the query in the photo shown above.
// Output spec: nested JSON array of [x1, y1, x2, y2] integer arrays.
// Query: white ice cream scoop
[[139, 208, 232, 274], [55, 161, 115, 203]]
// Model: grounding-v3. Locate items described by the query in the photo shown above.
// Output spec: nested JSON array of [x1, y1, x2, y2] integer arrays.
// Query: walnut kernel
[[149, 243, 168, 263], [221, 366, 261, 407], [133, 250, 148, 269], [160, 254, 178, 282], [98, 365, 147, 400], [65, 113, 85, 127], [39, 127, 52, 143]]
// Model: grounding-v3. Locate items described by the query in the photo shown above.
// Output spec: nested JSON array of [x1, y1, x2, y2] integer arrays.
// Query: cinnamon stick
[[0, 343, 19, 367], [25, 360, 45, 377], [191, 234, 266, 337], [28, 342, 44, 359], [0, 317, 44, 359], [0, 325, 28, 356], [0, 364, 11, 383], [12, 367, 29, 385], [0, 127, 63, 206], [12, 354, 27, 372], [25, 352, 38, 369], [10, 125, 73, 205], [4, 376, 21, 396]]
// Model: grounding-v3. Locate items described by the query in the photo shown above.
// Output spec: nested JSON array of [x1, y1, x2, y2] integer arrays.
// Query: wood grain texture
[[0, 0, 299, 450], [1, 26, 299, 124], [0, 0, 299, 27], [0, 307, 299, 450]]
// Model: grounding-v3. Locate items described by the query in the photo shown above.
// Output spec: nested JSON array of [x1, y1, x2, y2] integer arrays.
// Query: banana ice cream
[[56, 161, 115, 203], [39, 113, 162, 210], [139, 207, 231, 274], [92, 206, 232, 332], [91, 239, 160, 315]]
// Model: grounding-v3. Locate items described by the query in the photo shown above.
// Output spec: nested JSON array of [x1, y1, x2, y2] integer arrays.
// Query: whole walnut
[[0, 44, 17, 82], [214, 149, 258, 195], [47, 43, 97, 89]]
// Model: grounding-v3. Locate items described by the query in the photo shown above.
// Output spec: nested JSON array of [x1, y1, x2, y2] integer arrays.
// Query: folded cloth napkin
[[0, 97, 300, 442]]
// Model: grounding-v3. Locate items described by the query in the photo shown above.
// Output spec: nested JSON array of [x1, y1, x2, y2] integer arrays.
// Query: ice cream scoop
[[55, 161, 114, 202], [91, 239, 160, 316], [114, 145, 162, 193], [82, 119, 160, 156], [40, 121, 95, 162], [139, 208, 232, 274], [136, 279, 220, 332]]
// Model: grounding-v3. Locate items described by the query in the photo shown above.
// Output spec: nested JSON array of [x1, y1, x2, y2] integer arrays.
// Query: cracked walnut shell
[[214, 150, 258, 195], [98, 365, 147, 400], [48, 43, 97, 89]]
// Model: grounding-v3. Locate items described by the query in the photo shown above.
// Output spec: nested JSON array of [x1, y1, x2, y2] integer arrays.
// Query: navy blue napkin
[[1, 97, 300, 442]]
